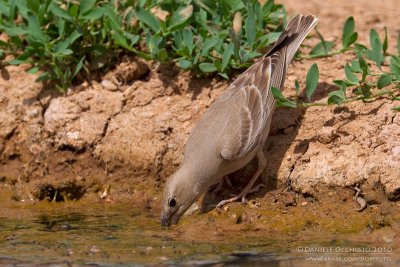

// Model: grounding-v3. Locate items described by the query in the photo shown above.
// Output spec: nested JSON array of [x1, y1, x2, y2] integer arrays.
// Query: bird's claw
[[216, 196, 240, 210], [216, 183, 266, 210]]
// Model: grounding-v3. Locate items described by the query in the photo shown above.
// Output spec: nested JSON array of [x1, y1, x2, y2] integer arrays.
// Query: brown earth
[[0, 0, 399, 228]]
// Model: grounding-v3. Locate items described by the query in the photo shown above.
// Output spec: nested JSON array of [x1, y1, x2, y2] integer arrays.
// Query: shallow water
[[0, 191, 397, 267]]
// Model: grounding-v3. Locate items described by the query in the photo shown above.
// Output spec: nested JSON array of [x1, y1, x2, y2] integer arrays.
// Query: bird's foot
[[216, 183, 266, 210], [247, 183, 266, 195], [216, 195, 241, 210], [353, 184, 367, 212]]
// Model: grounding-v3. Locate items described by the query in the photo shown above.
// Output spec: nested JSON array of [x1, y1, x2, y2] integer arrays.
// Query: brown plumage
[[161, 14, 318, 226]]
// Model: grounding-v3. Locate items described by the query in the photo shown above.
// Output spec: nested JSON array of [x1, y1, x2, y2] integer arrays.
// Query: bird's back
[[183, 14, 318, 176]]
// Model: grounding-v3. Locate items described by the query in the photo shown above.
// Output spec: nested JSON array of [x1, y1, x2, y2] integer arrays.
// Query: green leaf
[[183, 29, 194, 55], [221, 43, 234, 71], [0, 2, 7, 16], [305, 63, 319, 101], [391, 56, 400, 80], [54, 30, 82, 54], [271, 87, 297, 108], [327, 90, 346, 105], [357, 53, 369, 70], [245, 5, 256, 47], [328, 81, 346, 105], [157, 48, 169, 62], [383, 27, 388, 55], [361, 66, 368, 83], [342, 16, 356, 47], [370, 29, 381, 51], [146, 34, 163, 55], [35, 71, 50, 82], [333, 79, 357, 87], [218, 72, 229, 79], [349, 60, 362, 73], [72, 56, 85, 78], [199, 62, 218, 73], [377, 74, 392, 89], [354, 43, 368, 52], [340, 80, 347, 95], [134, 7, 161, 32], [391, 106, 400, 112], [365, 29, 385, 68], [398, 32, 400, 56], [221, 0, 245, 12], [201, 37, 219, 56], [81, 7, 104, 20], [310, 41, 334, 56], [178, 59, 192, 69], [79, 0, 96, 15], [169, 5, 193, 31], [3, 26, 26, 37], [27, 14, 45, 42], [9, 0, 16, 21], [27, 66, 40, 74], [50, 4, 73, 22], [344, 63, 359, 84], [8, 58, 29, 65], [125, 32, 140, 46], [295, 80, 300, 96], [347, 32, 358, 47]]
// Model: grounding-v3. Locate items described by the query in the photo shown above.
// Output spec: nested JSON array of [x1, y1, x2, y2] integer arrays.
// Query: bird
[[161, 14, 318, 226]]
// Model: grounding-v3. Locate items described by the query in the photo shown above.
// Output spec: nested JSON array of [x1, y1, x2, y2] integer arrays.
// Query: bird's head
[[160, 169, 201, 226]]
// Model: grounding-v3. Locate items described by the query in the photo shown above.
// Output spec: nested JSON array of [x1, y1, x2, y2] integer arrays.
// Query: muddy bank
[[0, 1, 400, 215], [0, 186, 399, 266]]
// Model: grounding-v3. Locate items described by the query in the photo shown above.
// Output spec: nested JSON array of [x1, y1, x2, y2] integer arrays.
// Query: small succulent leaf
[[305, 63, 319, 101], [377, 74, 392, 89]]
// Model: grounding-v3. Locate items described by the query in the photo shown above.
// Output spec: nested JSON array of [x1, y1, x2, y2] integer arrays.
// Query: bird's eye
[[168, 197, 176, 207]]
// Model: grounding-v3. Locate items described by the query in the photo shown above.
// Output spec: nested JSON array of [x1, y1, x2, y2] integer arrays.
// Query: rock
[[89, 246, 100, 253], [232, 210, 243, 224], [364, 191, 381, 204], [103, 58, 149, 85], [0, 113, 17, 138], [184, 203, 199, 216], [101, 79, 118, 91], [94, 93, 201, 177], [44, 89, 123, 149], [248, 199, 261, 208], [317, 126, 336, 144], [280, 192, 296, 207], [284, 126, 295, 134], [301, 201, 308, 207]]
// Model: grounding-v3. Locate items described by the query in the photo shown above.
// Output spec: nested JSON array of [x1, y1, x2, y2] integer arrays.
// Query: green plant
[[133, 0, 286, 78], [0, 0, 145, 91], [0, 0, 287, 91], [278, 16, 400, 111]]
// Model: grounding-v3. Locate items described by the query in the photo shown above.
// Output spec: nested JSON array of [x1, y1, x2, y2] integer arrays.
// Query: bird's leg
[[216, 151, 267, 209], [225, 177, 236, 191], [212, 176, 236, 195], [212, 177, 225, 195]]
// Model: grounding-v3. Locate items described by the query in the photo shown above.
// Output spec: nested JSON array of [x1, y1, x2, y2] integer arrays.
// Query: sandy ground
[[0, 0, 399, 238]]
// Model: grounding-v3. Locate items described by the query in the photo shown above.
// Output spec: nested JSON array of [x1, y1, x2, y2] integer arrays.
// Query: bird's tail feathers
[[267, 14, 318, 89], [266, 14, 318, 62]]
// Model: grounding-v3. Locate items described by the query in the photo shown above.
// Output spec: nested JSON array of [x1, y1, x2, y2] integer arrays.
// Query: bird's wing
[[220, 57, 272, 160], [220, 14, 318, 161]]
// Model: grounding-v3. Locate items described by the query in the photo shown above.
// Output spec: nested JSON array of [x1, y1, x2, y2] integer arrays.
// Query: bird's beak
[[161, 208, 182, 227], [160, 212, 171, 226]]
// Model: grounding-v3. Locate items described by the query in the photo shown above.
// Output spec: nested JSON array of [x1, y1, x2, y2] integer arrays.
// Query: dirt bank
[[0, 0, 400, 213]]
